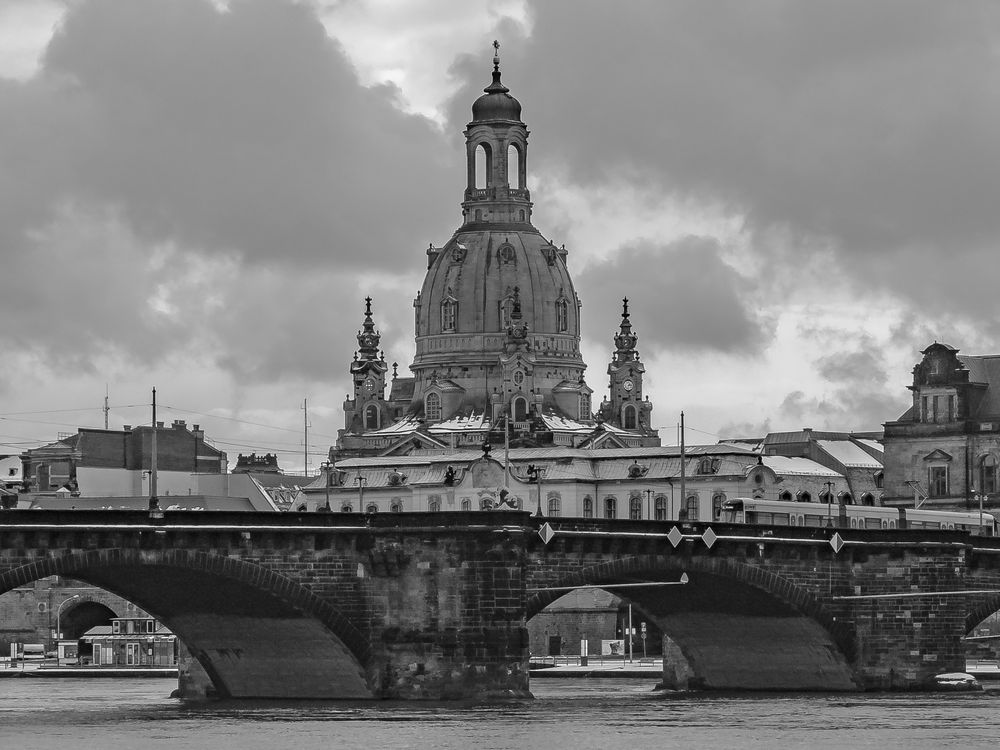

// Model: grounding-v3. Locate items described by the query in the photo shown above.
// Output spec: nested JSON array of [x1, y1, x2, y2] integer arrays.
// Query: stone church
[[333, 46, 659, 460]]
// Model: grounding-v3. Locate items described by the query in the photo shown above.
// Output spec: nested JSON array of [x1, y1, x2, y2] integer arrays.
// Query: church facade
[[334, 47, 659, 461]]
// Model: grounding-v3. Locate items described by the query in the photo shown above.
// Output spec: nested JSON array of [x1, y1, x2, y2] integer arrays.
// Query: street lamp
[[355, 474, 366, 512], [55, 595, 80, 650], [527, 464, 545, 517], [825, 481, 834, 527], [319, 460, 333, 512]]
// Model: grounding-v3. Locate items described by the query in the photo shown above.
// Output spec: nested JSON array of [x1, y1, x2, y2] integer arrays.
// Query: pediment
[[922, 448, 953, 462], [378, 432, 448, 456]]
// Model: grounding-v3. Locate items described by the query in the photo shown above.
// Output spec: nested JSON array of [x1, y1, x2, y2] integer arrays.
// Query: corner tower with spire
[[600, 298, 655, 438]]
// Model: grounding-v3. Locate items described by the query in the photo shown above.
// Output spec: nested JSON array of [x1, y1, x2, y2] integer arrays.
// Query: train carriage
[[719, 497, 997, 536]]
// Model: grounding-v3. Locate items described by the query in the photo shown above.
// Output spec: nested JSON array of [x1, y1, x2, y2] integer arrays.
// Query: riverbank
[[529, 656, 663, 678], [0, 662, 177, 678]]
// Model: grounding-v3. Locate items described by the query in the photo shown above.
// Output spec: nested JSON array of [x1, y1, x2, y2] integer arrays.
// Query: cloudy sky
[[2, 0, 998, 472]]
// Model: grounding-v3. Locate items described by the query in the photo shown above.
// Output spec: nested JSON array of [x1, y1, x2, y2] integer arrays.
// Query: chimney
[[173, 420, 186, 429], [192, 424, 204, 439], [156, 421, 164, 428], [123, 425, 132, 432]]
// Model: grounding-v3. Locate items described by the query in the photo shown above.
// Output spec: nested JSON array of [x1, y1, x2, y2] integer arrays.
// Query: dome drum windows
[[441, 293, 458, 332], [623, 404, 637, 430]]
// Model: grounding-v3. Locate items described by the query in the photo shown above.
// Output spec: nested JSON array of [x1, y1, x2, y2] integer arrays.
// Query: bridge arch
[[528, 554, 858, 690], [965, 593, 1000, 635], [0, 548, 374, 699]]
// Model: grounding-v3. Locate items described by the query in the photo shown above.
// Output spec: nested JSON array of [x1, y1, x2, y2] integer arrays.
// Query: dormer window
[[425, 392, 442, 421]]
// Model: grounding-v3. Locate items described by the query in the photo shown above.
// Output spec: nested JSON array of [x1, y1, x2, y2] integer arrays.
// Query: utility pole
[[302, 399, 309, 476], [149, 387, 159, 511], [679, 411, 686, 516], [103, 385, 109, 430]]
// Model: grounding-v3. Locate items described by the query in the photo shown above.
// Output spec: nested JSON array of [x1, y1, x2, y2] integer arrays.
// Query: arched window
[[841, 492, 854, 506], [365, 503, 378, 514], [623, 404, 637, 430], [519, 209, 525, 222], [390, 499, 402, 513], [684, 495, 699, 521], [874, 471, 884, 489], [475, 143, 492, 189], [981, 455, 998, 495], [583, 496, 593, 518], [860, 492, 875, 506], [512, 397, 528, 421], [604, 496, 617, 519], [629, 494, 642, 520], [507, 143, 520, 189], [499, 293, 515, 329], [547, 492, 561, 517], [364, 404, 379, 430], [654, 495, 668, 520], [579, 393, 591, 420], [556, 297, 568, 332], [779, 490, 793, 502], [441, 298, 457, 331], [712, 493, 726, 520], [425, 392, 441, 421], [797, 491, 812, 503], [461, 497, 471, 511], [341, 503, 353, 513], [428, 495, 441, 512], [820, 491, 833, 507]]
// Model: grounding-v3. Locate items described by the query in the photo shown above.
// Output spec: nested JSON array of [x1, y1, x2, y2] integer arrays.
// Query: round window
[[513, 370, 525, 386]]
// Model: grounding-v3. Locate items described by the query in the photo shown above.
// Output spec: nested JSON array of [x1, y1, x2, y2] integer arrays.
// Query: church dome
[[472, 70, 522, 123]]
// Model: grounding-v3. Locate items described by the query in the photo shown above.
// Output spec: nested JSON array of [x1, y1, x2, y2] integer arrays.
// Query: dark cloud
[[0, 0, 463, 381], [447, 1, 1000, 324], [3, 0, 460, 273], [574, 236, 770, 355]]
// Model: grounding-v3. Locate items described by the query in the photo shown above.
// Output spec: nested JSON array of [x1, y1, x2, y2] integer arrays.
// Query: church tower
[[600, 298, 655, 436], [341, 297, 390, 435]]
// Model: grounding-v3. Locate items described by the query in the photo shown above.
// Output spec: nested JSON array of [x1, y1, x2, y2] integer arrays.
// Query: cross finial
[[364, 296, 372, 316], [493, 39, 500, 71], [622, 297, 630, 318]]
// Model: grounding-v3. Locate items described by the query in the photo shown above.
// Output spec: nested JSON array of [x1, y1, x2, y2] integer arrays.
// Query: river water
[[1, 677, 998, 749]]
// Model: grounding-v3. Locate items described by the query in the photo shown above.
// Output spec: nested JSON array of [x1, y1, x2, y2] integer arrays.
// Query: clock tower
[[341, 297, 390, 435], [601, 298, 654, 434]]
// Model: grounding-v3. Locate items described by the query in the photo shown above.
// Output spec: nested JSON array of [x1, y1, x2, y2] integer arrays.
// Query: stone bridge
[[1, 509, 999, 699]]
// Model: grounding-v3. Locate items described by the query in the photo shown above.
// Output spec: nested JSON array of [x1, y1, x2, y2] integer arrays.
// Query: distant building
[[883, 342, 1000, 511], [79, 616, 177, 667], [17, 423, 281, 511], [22, 421, 226, 496], [724, 429, 884, 506]]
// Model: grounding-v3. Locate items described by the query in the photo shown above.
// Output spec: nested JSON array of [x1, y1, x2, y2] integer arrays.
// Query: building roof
[[816, 440, 883, 469], [26, 495, 260, 511], [761, 455, 842, 478], [960, 354, 1000, 417]]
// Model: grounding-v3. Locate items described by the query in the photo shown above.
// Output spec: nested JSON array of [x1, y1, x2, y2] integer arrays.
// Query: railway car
[[718, 497, 997, 536]]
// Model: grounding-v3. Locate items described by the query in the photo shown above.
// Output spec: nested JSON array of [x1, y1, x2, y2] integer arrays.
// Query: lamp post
[[528, 464, 545, 517], [55, 594, 80, 653], [825, 481, 834, 527], [319, 460, 333, 512], [355, 474, 366, 513], [644, 488, 653, 520]]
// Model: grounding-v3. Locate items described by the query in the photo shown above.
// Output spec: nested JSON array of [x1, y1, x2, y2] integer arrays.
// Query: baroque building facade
[[883, 342, 1000, 510]]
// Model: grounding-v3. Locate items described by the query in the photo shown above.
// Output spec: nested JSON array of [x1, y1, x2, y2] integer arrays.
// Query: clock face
[[622, 379, 634, 392], [361, 335, 375, 347]]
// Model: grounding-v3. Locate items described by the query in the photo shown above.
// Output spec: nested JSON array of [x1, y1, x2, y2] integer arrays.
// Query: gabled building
[[883, 342, 1000, 510]]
